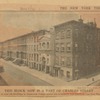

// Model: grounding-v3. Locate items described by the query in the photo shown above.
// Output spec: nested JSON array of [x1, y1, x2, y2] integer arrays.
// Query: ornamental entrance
[[42, 57, 46, 72]]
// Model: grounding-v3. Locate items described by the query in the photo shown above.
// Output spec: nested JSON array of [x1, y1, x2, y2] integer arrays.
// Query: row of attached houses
[[0, 18, 100, 81], [0, 29, 55, 76]]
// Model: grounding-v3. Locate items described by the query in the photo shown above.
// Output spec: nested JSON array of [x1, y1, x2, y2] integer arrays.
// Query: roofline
[[54, 20, 78, 28], [1, 29, 49, 43]]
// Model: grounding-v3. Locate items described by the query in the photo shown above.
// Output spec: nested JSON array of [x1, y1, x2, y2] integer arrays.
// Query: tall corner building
[[53, 18, 100, 81]]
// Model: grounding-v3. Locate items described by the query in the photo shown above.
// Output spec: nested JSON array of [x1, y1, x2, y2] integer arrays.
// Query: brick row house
[[54, 18, 99, 81]]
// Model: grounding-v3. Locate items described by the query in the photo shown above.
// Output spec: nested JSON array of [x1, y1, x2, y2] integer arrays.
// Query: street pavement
[[0, 75, 8, 86], [0, 59, 52, 86], [0, 58, 100, 86]]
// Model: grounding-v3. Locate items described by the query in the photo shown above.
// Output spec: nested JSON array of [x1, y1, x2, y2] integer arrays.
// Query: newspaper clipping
[[0, 3, 100, 97]]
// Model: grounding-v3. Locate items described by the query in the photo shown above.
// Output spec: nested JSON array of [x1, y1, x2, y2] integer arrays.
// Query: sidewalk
[[1, 59, 100, 86]]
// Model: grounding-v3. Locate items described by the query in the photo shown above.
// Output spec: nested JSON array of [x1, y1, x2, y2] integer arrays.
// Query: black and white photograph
[[0, 11, 100, 86]]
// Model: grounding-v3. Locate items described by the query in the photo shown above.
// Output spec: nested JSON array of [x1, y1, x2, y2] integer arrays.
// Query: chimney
[[78, 16, 83, 23], [94, 18, 97, 27]]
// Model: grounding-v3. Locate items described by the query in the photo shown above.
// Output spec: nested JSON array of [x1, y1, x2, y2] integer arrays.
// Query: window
[[75, 29, 78, 37], [61, 31, 65, 39], [61, 43, 65, 52], [42, 42, 45, 48], [75, 55, 78, 67], [75, 43, 78, 47], [66, 57, 71, 66], [34, 36, 36, 42], [61, 56, 65, 66], [34, 36, 38, 42], [98, 31, 100, 40], [32, 54, 34, 60], [47, 58, 49, 64], [90, 35, 92, 40], [40, 56, 41, 62], [32, 36, 34, 41], [42, 57, 46, 65], [56, 32, 60, 39], [60, 70, 64, 77], [86, 45, 89, 52], [37, 54, 39, 61], [66, 42, 71, 52], [56, 43, 59, 52], [87, 34, 93, 40], [75, 43, 78, 52], [47, 42, 49, 49], [55, 56, 59, 65], [32, 45, 34, 51], [30, 45, 32, 51], [37, 45, 38, 51], [87, 34, 89, 40], [39, 43, 41, 49], [29, 54, 31, 60], [30, 54, 32, 60], [34, 63, 36, 68], [66, 71, 70, 78], [47, 54, 49, 56], [66, 29, 72, 38], [24, 53, 26, 59], [34, 54, 36, 61], [34, 45, 36, 51], [37, 36, 39, 42]]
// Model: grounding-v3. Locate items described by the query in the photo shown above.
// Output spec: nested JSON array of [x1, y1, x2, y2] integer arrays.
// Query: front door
[[66, 71, 70, 79], [74, 72, 79, 80], [46, 66, 50, 73], [60, 70, 64, 78], [55, 69, 58, 77], [42, 57, 46, 72]]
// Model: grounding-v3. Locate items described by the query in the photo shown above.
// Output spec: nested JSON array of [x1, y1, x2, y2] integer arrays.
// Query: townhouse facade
[[26, 30, 53, 73], [38, 29, 55, 74], [0, 18, 100, 81], [54, 18, 99, 80]]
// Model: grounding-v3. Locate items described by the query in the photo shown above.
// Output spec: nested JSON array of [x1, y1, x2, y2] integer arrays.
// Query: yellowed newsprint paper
[[0, 0, 100, 100]]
